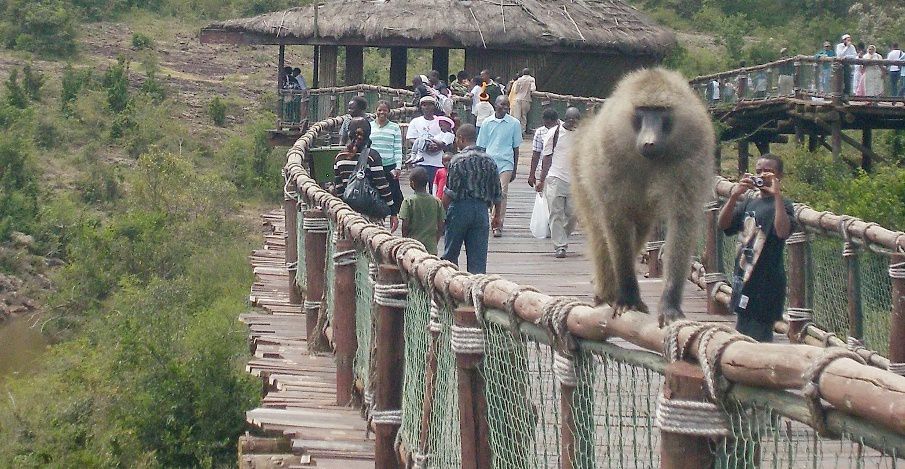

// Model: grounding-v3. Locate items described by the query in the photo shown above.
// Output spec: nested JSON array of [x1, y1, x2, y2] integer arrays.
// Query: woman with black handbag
[[332, 117, 396, 224]]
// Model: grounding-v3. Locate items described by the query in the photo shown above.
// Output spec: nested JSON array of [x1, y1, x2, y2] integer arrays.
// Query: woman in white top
[[887, 43, 903, 96], [861, 45, 884, 96]]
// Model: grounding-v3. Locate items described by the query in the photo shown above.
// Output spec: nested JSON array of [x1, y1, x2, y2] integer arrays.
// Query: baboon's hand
[[612, 298, 648, 318], [657, 306, 685, 328]]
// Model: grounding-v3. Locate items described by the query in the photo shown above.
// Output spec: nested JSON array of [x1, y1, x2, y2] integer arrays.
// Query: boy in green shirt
[[399, 167, 446, 255]]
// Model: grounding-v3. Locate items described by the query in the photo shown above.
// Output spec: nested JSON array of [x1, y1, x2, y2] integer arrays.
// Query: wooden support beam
[[560, 371, 577, 469], [303, 209, 328, 346], [703, 202, 729, 316], [753, 140, 770, 155], [390, 47, 407, 89], [737, 139, 750, 175], [284, 186, 301, 306], [374, 264, 406, 468], [278, 45, 286, 123], [808, 132, 819, 152], [431, 47, 449, 82], [844, 242, 863, 341], [803, 114, 883, 165], [332, 238, 357, 405], [786, 232, 809, 310], [318, 45, 338, 88], [659, 362, 717, 469], [454, 306, 493, 469], [344, 45, 364, 85], [831, 117, 842, 162], [861, 127, 873, 172], [312, 45, 320, 88]]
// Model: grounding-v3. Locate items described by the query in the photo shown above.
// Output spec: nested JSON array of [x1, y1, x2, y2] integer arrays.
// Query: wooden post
[[303, 210, 328, 344], [714, 144, 722, 175], [861, 128, 873, 172], [432, 47, 450, 82], [736, 73, 747, 100], [312, 45, 320, 88], [345, 45, 364, 85], [831, 60, 844, 98], [454, 306, 492, 469], [703, 202, 729, 315], [374, 264, 406, 469], [786, 232, 809, 309], [284, 185, 301, 306], [560, 375, 577, 469], [318, 45, 338, 88], [792, 60, 802, 93], [390, 47, 408, 89], [844, 240, 863, 341], [737, 139, 750, 175], [831, 116, 842, 163], [333, 238, 357, 405], [277, 44, 286, 124], [660, 362, 717, 469], [754, 140, 770, 156], [889, 256, 905, 368], [646, 226, 664, 279]]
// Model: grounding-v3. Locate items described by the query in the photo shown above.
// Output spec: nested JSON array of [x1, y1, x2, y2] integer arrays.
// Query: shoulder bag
[[342, 146, 392, 219]]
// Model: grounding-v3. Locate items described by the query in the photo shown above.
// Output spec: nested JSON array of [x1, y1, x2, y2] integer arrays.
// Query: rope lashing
[[283, 171, 298, 200], [428, 300, 443, 333], [412, 453, 431, 469], [374, 283, 408, 308], [503, 286, 539, 338], [785, 231, 810, 245], [424, 258, 457, 304], [888, 362, 905, 376], [536, 296, 585, 354], [333, 249, 357, 266], [441, 270, 471, 308], [840, 216, 859, 258], [450, 324, 485, 354], [655, 393, 730, 437], [846, 336, 864, 348], [368, 261, 378, 282], [645, 240, 666, 251], [469, 274, 502, 322], [703, 200, 720, 212], [553, 351, 578, 387], [697, 326, 754, 401], [303, 300, 321, 311], [801, 348, 866, 436], [303, 217, 329, 233], [784, 308, 814, 342], [286, 260, 298, 271], [702, 272, 727, 283], [663, 320, 710, 363], [370, 409, 403, 425], [890, 261, 905, 279], [370, 232, 399, 261]]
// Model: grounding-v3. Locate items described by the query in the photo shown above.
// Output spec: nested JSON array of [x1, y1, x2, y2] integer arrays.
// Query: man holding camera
[[718, 154, 794, 342]]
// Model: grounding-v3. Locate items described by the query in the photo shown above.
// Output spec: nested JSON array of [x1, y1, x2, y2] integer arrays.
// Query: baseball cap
[[419, 95, 437, 104], [841, 34, 851, 40]]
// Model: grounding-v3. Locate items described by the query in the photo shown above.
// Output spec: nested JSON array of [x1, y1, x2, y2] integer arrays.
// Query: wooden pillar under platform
[[737, 139, 750, 175], [332, 238, 357, 406], [373, 265, 406, 468], [808, 132, 819, 152], [432, 47, 450, 82], [861, 127, 873, 172], [830, 116, 842, 162], [659, 362, 718, 469], [753, 140, 770, 156], [344, 45, 364, 85], [318, 45, 338, 88], [312, 45, 320, 88], [390, 47, 408, 89]]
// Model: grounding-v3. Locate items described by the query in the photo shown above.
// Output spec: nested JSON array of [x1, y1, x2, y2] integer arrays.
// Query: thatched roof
[[201, 0, 675, 56]]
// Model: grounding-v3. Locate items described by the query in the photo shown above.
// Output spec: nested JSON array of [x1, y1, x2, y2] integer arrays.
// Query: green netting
[[810, 238, 851, 338], [423, 300, 462, 468], [579, 351, 662, 469], [296, 203, 306, 291], [714, 399, 901, 468], [324, 220, 336, 323], [482, 323, 561, 468], [400, 281, 431, 457], [354, 247, 375, 392], [860, 250, 892, 354]]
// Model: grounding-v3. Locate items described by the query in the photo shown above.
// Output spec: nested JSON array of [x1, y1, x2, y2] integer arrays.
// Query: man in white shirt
[[510, 68, 537, 135], [536, 107, 581, 258], [836, 34, 858, 94], [888, 43, 904, 97], [407, 96, 445, 193]]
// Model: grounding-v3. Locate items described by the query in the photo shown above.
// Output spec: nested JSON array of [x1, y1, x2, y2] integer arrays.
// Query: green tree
[[0, 134, 39, 239], [1, 0, 77, 57], [4, 69, 28, 109]]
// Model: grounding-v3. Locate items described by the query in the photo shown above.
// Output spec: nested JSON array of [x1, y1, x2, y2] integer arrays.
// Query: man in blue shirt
[[476, 96, 521, 237]]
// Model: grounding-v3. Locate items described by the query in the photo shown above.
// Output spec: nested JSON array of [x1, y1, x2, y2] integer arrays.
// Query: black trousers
[[384, 164, 404, 216]]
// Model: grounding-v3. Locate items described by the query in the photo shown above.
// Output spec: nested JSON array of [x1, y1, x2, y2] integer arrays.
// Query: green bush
[[208, 96, 227, 126], [103, 57, 131, 114], [4, 69, 29, 109], [131, 32, 154, 50], [21, 65, 45, 102], [61, 64, 93, 114], [0, 133, 40, 240], [1, 0, 77, 57]]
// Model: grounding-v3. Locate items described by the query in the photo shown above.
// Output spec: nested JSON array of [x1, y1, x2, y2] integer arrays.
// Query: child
[[434, 116, 456, 152], [433, 153, 453, 200], [474, 93, 494, 131], [399, 166, 446, 256]]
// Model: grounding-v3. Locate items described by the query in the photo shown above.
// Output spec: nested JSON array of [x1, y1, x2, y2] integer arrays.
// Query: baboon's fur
[[570, 67, 715, 324]]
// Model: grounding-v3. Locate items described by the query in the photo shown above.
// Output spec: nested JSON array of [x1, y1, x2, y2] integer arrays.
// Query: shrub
[[4, 69, 29, 109], [0, 133, 39, 240], [208, 96, 227, 126], [131, 32, 154, 50], [1, 0, 77, 57], [22, 64, 45, 102], [103, 57, 131, 114], [140, 69, 167, 104], [61, 64, 93, 114]]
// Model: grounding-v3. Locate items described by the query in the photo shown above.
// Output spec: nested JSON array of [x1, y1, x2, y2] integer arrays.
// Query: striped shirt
[[444, 145, 502, 206], [532, 123, 559, 153], [333, 148, 395, 207], [369, 120, 403, 168]]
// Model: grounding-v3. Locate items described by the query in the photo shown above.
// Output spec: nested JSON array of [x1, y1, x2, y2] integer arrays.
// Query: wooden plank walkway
[[238, 141, 761, 467]]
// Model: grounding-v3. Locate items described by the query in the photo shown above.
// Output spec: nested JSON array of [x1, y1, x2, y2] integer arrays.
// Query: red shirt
[[433, 167, 448, 199]]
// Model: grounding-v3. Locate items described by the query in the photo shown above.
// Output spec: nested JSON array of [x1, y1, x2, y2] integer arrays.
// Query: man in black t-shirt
[[718, 154, 794, 342]]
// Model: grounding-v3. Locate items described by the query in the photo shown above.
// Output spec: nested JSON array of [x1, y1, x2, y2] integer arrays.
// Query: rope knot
[[536, 296, 585, 355]]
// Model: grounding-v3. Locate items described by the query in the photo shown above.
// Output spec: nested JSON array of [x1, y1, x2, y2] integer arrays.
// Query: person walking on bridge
[[509, 68, 536, 135], [476, 95, 521, 237], [441, 124, 502, 274], [535, 107, 581, 259]]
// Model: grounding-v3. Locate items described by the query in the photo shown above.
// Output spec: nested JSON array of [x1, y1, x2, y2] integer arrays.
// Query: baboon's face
[[632, 106, 674, 160]]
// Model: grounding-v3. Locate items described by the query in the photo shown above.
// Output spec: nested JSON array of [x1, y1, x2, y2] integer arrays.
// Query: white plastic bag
[[529, 193, 550, 239]]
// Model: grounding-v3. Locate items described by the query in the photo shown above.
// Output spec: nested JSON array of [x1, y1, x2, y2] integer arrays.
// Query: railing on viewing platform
[[279, 90, 905, 468], [689, 56, 905, 107]]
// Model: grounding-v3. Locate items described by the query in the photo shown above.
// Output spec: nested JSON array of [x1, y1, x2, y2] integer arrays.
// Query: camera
[[752, 176, 765, 187]]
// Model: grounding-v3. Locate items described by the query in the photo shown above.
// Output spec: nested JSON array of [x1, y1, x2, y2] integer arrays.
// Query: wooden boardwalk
[[239, 143, 743, 467]]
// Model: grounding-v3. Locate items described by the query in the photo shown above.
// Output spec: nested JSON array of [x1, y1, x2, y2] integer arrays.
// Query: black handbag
[[342, 146, 391, 219]]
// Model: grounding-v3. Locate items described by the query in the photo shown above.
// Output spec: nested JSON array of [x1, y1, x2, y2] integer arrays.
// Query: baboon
[[571, 67, 715, 326]]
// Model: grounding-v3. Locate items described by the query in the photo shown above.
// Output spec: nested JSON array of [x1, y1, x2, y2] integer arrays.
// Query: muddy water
[[0, 315, 48, 382]]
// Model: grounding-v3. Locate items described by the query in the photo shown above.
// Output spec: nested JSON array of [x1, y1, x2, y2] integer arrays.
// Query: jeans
[[544, 177, 575, 250], [442, 198, 490, 273], [893, 73, 902, 97], [383, 164, 404, 216], [417, 164, 440, 195]]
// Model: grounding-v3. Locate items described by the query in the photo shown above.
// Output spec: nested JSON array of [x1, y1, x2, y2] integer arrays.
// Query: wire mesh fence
[[354, 246, 375, 395]]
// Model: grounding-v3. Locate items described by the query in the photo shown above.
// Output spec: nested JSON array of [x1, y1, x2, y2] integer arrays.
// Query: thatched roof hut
[[200, 0, 676, 96]]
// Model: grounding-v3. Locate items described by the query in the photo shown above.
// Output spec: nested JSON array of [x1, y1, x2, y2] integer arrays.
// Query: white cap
[[841, 34, 851, 40], [419, 95, 437, 104]]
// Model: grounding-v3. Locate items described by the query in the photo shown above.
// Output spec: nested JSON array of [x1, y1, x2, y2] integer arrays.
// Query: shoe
[[492, 228, 502, 238], [554, 248, 566, 258]]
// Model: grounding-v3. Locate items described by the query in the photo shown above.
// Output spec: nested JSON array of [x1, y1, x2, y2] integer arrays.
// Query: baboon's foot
[[657, 305, 685, 328], [612, 298, 649, 317]]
